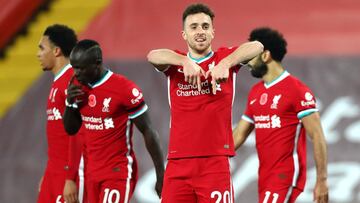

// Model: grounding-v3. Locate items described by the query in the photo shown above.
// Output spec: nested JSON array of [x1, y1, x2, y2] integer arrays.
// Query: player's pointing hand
[[182, 58, 205, 92]]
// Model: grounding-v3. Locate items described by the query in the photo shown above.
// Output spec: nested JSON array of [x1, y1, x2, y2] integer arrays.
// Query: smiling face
[[37, 36, 56, 71], [182, 12, 214, 55]]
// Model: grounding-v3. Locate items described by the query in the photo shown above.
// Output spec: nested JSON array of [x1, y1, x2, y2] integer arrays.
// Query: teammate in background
[[147, 3, 263, 202], [233, 27, 328, 203], [63, 39, 165, 203], [37, 24, 85, 203]]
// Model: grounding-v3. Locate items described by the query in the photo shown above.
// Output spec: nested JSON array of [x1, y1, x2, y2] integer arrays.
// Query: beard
[[250, 61, 268, 78]]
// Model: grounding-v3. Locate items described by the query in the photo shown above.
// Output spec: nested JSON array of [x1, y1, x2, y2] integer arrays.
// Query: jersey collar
[[264, 70, 290, 89], [54, 64, 72, 82], [187, 51, 214, 64], [89, 69, 113, 88]]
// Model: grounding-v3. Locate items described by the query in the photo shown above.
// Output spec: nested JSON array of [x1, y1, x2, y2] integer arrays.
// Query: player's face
[[37, 36, 56, 71], [71, 55, 101, 86], [182, 13, 214, 55], [247, 54, 268, 78]]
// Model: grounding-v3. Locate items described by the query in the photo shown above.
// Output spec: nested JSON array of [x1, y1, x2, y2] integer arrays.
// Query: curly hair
[[44, 24, 77, 57], [182, 3, 215, 24], [249, 27, 287, 62]]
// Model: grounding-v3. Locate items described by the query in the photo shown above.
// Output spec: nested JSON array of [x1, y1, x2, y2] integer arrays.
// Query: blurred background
[[0, 0, 359, 202]]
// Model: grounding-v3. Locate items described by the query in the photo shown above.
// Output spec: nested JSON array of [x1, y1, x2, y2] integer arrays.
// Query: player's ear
[[261, 50, 271, 63], [53, 46, 62, 57], [181, 30, 187, 40]]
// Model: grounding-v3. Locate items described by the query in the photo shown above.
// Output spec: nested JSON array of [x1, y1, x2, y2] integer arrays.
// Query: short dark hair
[[43, 24, 77, 57], [182, 3, 215, 24], [249, 27, 287, 62], [71, 39, 102, 64]]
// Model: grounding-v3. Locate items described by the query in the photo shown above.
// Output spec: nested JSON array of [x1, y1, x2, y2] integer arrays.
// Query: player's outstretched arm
[[133, 111, 165, 198], [301, 112, 329, 203], [233, 119, 254, 150], [147, 49, 185, 71], [224, 40, 264, 66], [147, 49, 205, 91], [206, 41, 263, 94]]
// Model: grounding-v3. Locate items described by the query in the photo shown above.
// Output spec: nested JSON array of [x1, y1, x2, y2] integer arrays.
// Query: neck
[[262, 61, 285, 83], [188, 46, 212, 59], [52, 57, 70, 75]]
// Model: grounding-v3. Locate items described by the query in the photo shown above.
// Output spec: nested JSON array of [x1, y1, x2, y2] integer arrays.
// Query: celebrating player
[[147, 3, 263, 203], [63, 39, 165, 203], [233, 27, 329, 203], [37, 24, 85, 203]]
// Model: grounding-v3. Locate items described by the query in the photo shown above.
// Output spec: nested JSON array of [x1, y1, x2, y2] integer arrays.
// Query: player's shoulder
[[54, 65, 73, 85], [216, 46, 237, 53], [286, 74, 310, 89], [110, 72, 139, 88], [214, 46, 238, 59], [251, 80, 264, 91], [174, 49, 186, 56]]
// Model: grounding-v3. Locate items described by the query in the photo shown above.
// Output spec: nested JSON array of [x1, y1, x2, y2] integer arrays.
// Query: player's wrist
[[316, 176, 327, 182], [65, 99, 78, 109], [219, 58, 232, 69]]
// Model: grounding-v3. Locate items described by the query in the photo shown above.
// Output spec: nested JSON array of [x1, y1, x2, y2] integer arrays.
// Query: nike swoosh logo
[[250, 99, 257, 105], [177, 68, 184, 73]]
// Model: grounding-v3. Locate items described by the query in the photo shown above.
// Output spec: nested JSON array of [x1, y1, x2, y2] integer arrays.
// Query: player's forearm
[[143, 129, 165, 177], [63, 107, 82, 135], [303, 113, 328, 181], [312, 134, 328, 181], [233, 119, 253, 150], [222, 41, 264, 68], [147, 49, 186, 71]]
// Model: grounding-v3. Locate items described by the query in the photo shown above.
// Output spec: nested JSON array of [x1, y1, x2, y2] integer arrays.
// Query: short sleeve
[[120, 79, 148, 119], [161, 50, 186, 77], [163, 64, 177, 77], [293, 83, 318, 119], [242, 94, 254, 124]]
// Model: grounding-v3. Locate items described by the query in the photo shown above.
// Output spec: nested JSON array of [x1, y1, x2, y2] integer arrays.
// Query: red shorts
[[259, 187, 302, 203], [162, 156, 234, 203], [37, 169, 86, 203], [86, 178, 136, 203]]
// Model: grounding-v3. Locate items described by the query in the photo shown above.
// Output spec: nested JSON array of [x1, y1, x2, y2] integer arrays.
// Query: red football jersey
[[79, 70, 147, 180], [46, 64, 75, 172], [242, 71, 318, 192], [162, 47, 240, 159]]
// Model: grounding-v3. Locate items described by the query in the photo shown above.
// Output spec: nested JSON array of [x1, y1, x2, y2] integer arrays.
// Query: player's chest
[[46, 84, 67, 121], [81, 91, 121, 117], [250, 89, 293, 115], [171, 62, 233, 97]]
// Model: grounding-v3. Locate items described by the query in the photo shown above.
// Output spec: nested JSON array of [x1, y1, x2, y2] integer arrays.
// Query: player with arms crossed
[[233, 27, 329, 203], [63, 39, 165, 203], [37, 24, 85, 203], [147, 3, 263, 203]]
